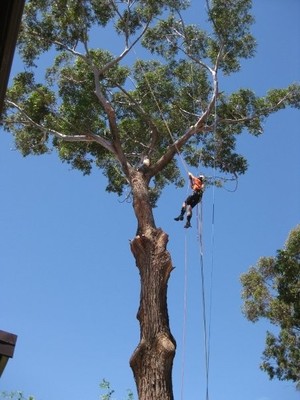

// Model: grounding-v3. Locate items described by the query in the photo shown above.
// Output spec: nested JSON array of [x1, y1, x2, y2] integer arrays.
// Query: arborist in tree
[[174, 172, 205, 228]]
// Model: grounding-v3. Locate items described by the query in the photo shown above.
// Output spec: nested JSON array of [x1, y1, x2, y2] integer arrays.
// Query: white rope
[[180, 232, 189, 400], [197, 202, 210, 400]]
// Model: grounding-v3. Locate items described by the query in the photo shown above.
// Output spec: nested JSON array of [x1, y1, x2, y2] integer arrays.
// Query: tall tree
[[1, 1, 300, 399], [241, 225, 300, 386]]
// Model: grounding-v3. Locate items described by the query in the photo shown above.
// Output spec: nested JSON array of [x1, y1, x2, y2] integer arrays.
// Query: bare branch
[[52, 39, 86, 60]]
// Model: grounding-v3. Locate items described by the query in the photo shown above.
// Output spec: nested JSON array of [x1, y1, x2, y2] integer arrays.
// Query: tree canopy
[[2, 0, 300, 202], [241, 225, 300, 384]]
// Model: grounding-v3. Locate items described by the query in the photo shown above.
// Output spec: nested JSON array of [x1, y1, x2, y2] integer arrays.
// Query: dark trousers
[[186, 190, 203, 208]]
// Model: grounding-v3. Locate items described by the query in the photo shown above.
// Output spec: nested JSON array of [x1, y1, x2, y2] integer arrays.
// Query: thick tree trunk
[[129, 170, 176, 400]]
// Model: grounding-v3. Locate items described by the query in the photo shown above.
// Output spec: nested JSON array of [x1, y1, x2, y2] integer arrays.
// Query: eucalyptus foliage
[[241, 225, 300, 384], [0, 392, 35, 400], [100, 379, 134, 400], [2, 0, 299, 200]]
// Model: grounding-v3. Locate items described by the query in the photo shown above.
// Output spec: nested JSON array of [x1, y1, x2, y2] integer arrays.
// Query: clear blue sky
[[1, 1, 300, 400]]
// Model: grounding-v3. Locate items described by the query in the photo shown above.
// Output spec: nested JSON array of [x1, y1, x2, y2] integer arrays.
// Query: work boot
[[174, 208, 185, 221], [184, 220, 191, 228]]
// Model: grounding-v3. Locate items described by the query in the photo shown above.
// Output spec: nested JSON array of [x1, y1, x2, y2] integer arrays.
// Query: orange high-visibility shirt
[[191, 177, 204, 192]]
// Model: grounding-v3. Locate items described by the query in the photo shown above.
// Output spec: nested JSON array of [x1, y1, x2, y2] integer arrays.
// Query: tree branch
[[92, 67, 130, 176], [112, 82, 160, 156], [6, 100, 117, 154], [219, 90, 295, 127], [98, 19, 151, 76], [148, 65, 219, 177], [52, 39, 86, 60]]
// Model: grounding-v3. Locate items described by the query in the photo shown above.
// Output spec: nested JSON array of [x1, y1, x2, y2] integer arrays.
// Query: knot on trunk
[[130, 228, 170, 266], [156, 332, 176, 355]]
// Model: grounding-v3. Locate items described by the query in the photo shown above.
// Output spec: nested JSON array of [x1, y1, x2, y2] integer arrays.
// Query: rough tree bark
[[129, 169, 176, 400]]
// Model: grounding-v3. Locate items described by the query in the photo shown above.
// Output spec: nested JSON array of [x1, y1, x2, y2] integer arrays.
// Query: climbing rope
[[180, 232, 189, 400], [197, 201, 210, 400], [195, 89, 218, 400], [222, 173, 239, 193]]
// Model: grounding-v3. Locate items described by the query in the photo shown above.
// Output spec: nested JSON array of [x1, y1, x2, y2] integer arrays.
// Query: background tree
[[1, 1, 300, 399], [100, 379, 134, 400], [0, 392, 35, 400], [241, 225, 300, 386], [0, 381, 133, 400]]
